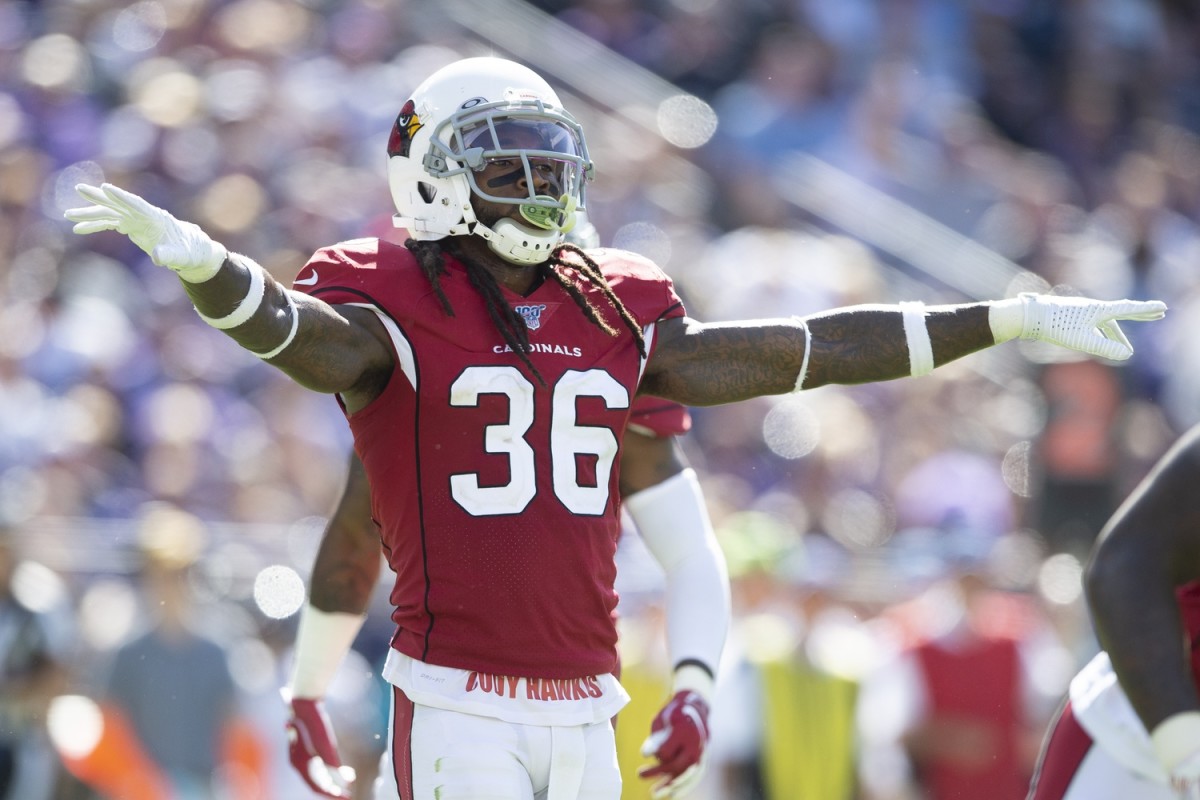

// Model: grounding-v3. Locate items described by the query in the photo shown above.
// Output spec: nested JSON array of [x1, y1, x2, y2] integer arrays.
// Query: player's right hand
[[285, 695, 357, 799], [64, 183, 227, 283]]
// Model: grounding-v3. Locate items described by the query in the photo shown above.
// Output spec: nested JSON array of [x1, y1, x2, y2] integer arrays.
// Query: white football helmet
[[387, 57, 594, 265]]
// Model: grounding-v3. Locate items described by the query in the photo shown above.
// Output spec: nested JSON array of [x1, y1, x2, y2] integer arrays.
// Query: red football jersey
[[294, 240, 686, 679]]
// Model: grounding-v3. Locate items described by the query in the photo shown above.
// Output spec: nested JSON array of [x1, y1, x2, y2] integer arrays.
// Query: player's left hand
[[638, 689, 711, 798], [64, 182, 227, 283], [991, 293, 1167, 361]]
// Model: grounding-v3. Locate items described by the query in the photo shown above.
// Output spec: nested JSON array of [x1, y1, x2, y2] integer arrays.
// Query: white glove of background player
[[64, 183, 227, 283], [1167, 753, 1200, 800], [1152, 712, 1200, 799], [989, 292, 1166, 361]]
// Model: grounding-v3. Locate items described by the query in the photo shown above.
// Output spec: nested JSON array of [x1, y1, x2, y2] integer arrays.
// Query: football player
[[282, 214, 719, 800], [1028, 423, 1200, 799], [66, 56, 1165, 800]]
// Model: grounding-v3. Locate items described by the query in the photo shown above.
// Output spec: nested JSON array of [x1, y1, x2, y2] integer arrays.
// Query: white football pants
[[372, 685, 622, 799]]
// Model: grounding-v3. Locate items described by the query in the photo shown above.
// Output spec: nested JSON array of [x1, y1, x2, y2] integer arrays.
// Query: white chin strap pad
[[479, 218, 562, 265]]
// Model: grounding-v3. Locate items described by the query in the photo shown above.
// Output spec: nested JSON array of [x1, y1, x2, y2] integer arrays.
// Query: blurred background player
[[0, 523, 75, 800], [1027, 422, 1200, 799], [64, 54, 1165, 800], [862, 539, 1060, 800], [95, 504, 248, 800]]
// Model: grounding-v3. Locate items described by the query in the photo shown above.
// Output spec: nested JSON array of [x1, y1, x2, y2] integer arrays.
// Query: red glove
[[638, 689, 711, 798], [285, 695, 357, 798]]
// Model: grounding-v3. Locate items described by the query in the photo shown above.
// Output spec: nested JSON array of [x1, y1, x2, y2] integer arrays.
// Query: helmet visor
[[460, 117, 581, 157], [433, 102, 593, 216]]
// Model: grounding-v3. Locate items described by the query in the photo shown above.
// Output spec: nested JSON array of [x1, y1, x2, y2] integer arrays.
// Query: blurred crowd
[[3, 0, 1200, 798]]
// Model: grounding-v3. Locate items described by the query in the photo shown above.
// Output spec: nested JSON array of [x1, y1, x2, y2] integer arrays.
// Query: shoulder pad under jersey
[[291, 238, 424, 306], [566, 247, 686, 328]]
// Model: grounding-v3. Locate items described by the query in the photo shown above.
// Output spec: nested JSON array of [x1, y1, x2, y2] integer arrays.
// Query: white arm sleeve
[[623, 468, 730, 687], [287, 603, 367, 699]]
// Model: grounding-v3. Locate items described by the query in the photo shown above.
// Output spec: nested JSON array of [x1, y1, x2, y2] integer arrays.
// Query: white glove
[[1153, 712, 1200, 799], [64, 183, 227, 283], [989, 292, 1166, 361]]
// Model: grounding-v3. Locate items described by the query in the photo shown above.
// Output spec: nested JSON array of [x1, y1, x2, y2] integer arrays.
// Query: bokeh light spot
[[113, 2, 168, 53], [253, 564, 305, 619], [762, 398, 820, 459], [657, 94, 718, 149], [1001, 440, 1033, 498], [21, 34, 88, 91], [1037, 552, 1083, 605], [131, 62, 203, 127], [200, 173, 268, 234], [47, 695, 104, 760]]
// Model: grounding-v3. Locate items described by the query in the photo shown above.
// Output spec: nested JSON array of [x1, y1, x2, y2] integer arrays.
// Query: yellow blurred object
[[614, 660, 671, 800], [136, 501, 206, 570], [759, 656, 858, 800]]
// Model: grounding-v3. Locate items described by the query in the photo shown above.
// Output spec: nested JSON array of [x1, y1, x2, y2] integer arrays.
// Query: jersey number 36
[[449, 366, 629, 517]]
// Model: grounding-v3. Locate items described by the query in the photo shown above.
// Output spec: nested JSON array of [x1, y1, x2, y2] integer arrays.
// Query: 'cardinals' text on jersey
[[294, 240, 685, 679]]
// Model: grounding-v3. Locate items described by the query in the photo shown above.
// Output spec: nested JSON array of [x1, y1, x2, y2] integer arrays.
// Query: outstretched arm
[[1084, 425, 1200, 787], [642, 297, 1165, 406], [65, 183, 394, 406]]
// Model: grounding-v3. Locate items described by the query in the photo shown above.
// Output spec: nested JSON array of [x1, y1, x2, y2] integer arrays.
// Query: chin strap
[[473, 218, 563, 265], [481, 194, 578, 265], [410, 189, 579, 265]]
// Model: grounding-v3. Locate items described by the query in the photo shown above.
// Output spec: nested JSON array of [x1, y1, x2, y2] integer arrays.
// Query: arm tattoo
[[643, 305, 996, 406], [309, 554, 378, 612], [642, 321, 807, 405], [309, 533, 379, 613]]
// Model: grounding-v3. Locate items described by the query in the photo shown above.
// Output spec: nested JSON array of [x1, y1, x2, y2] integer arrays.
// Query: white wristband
[[673, 663, 715, 703], [195, 257, 266, 330], [900, 302, 934, 376], [988, 296, 1026, 343], [288, 604, 367, 699], [254, 292, 300, 360], [1152, 711, 1200, 772], [792, 317, 812, 392]]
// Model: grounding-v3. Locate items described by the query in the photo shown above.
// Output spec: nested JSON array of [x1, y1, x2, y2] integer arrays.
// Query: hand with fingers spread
[[989, 292, 1167, 361], [285, 694, 357, 799], [639, 666, 713, 799], [64, 182, 227, 283]]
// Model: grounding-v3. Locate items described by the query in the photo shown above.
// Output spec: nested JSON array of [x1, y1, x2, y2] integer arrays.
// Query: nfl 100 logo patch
[[515, 304, 548, 330]]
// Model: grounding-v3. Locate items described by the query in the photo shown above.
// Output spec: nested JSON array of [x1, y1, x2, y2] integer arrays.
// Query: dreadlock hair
[[405, 239, 646, 386]]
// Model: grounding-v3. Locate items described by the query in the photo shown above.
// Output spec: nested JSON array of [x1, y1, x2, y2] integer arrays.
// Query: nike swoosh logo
[[294, 271, 319, 286]]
